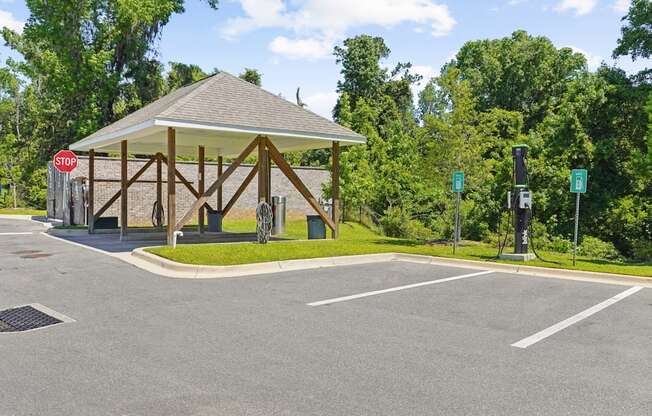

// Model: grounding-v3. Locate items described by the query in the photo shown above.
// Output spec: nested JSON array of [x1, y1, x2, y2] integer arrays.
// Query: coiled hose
[[256, 201, 273, 244], [151, 201, 165, 228]]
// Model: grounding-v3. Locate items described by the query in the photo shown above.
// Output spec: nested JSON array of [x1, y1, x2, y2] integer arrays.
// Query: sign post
[[53, 150, 78, 173], [570, 169, 588, 266], [451, 171, 465, 254]]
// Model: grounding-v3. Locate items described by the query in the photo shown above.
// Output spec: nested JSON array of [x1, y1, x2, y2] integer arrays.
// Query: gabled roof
[[70, 71, 365, 157]]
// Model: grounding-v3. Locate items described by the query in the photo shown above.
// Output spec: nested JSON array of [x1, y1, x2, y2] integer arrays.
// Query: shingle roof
[[83, 71, 364, 142]]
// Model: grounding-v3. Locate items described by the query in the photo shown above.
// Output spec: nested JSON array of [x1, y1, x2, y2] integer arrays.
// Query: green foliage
[[577, 236, 622, 260], [167, 62, 207, 90], [613, 0, 652, 61], [332, 31, 650, 261], [239, 68, 262, 86], [454, 30, 586, 129]]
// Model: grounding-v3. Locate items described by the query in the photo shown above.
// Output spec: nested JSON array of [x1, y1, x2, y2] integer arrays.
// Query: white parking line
[[512, 285, 644, 349], [307, 270, 492, 306], [0, 232, 34, 236]]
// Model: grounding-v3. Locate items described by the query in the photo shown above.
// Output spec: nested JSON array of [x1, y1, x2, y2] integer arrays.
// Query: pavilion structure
[[69, 72, 365, 246]]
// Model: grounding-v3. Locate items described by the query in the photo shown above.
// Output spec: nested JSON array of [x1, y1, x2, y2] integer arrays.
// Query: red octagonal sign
[[53, 150, 78, 173]]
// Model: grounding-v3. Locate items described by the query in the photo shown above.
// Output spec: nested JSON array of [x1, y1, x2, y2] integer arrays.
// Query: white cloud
[[612, 0, 630, 13], [554, 0, 597, 15], [567, 46, 603, 70], [0, 10, 22, 32], [222, 0, 456, 60], [268, 36, 333, 60], [303, 91, 339, 119]]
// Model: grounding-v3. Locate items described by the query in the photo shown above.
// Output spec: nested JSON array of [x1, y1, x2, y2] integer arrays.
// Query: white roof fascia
[[68, 119, 158, 151], [154, 118, 366, 144]]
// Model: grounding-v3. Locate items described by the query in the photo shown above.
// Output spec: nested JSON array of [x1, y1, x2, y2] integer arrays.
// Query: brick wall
[[69, 156, 329, 225]]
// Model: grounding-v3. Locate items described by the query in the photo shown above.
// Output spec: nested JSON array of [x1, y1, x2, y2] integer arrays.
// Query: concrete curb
[[0, 214, 54, 229], [129, 248, 652, 286]]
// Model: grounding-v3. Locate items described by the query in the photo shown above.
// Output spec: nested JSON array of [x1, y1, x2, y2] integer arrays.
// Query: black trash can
[[207, 210, 223, 232], [306, 215, 326, 240]]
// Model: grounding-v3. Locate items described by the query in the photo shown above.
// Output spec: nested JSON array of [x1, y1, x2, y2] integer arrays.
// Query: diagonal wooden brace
[[174, 136, 261, 231], [264, 137, 336, 231], [94, 154, 157, 221], [223, 161, 259, 217]]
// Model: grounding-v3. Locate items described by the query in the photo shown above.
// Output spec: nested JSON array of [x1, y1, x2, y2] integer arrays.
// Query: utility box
[[271, 196, 286, 235], [307, 215, 326, 240]]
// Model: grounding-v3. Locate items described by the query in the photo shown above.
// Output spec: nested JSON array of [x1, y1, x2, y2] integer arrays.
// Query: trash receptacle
[[271, 196, 286, 235], [207, 209, 223, 232], [307, 215, 326, 239]]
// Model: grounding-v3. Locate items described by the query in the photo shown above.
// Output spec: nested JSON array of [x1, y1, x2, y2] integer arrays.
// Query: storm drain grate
[[0, 305, 63, 332]]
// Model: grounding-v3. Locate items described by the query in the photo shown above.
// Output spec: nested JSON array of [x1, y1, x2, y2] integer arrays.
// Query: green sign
[[452, 171, 465, 193], [570, 169, 588, 193]]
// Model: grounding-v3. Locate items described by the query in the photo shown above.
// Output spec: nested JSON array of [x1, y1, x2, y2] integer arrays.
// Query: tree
[[167, 62, 207, 90], [613, 0, 652, 62], [1, 0, 219, 157], [453, 30, 586, 130], [239, 68, 262, 86]]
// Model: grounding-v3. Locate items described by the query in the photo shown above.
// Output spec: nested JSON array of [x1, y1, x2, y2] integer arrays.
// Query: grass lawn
[[146, 220, 652, 278], [0, 208, 47, 216]]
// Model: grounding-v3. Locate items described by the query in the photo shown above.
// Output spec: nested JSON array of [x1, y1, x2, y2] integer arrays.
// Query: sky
[[0, 0, 649, 119]]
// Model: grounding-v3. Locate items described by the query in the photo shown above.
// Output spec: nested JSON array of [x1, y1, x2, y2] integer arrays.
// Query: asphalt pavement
[[1, 218, 650, 415]]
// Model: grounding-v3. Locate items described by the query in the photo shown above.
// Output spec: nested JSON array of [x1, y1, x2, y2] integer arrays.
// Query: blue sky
[[0, 0, 649, 119]]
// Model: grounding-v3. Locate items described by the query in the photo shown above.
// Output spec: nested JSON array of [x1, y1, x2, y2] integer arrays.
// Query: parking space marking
[[307, 270, 492, 306], [511, 285, 644, 349]]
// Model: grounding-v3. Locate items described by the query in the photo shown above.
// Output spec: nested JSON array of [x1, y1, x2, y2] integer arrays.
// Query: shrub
[[577, 236, 622, 260], [543, 236, 573, 254], [380, 206, 410, 238], [631, 239, 652, 262]]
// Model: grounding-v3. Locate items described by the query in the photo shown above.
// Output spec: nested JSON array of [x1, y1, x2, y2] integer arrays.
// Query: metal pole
[[573, 192, 580, 266], [453, 192, 460, 254]]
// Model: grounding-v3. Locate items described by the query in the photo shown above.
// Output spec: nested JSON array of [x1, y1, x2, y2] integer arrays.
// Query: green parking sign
[[570, 169, 588, 193], [452, 171, 464, 193]]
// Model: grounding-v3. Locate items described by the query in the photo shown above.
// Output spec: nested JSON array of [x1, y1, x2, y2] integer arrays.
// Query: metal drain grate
[[0, 305, 63, 332]]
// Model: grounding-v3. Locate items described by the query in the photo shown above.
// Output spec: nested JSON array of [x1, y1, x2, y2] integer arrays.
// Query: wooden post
[[88, 149, 95, 234], [217, 155, 223, 212], [167, 128, 176, 246], [198, 146, 205, 234], [156, 153, 162, 226], [120, 140, 128, 240], [258, 138, 267, 203], [332, 141, 340, 239], [266, 149, 272, 204]]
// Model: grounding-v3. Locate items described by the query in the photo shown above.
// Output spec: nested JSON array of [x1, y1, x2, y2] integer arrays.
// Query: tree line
[[0, 0, 649, 260]]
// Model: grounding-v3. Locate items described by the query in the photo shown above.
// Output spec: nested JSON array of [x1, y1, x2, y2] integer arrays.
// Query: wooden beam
[[258, 139, 267, 203], [266, 149, 272, 203], [223, 161, 259, 217], [217, 155, 223, 211], [265, 137, 336, 231], [174, 136, 260, 231], [167, 128, 176, 245], [156, 153, 162, 226], [88, 149, 95, 233], [332, 141, 340, 239], [160, 156, 200, 199], [198, 146, 205, 234], [120, 140, 128, 240], [93, 155, 157, 221]]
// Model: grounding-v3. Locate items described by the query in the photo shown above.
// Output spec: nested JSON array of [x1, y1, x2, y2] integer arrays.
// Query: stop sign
[[53, 150, 78, 173]]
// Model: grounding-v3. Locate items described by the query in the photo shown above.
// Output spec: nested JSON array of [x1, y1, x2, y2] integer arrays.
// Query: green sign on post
[[570, 169, 587, 193], [570, 169, 588, 266], [452, 171, 465, 193], [451, 171, 464, 254]]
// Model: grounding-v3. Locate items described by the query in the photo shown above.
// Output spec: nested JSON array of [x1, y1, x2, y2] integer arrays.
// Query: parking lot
[[1, 218, 651, 415]]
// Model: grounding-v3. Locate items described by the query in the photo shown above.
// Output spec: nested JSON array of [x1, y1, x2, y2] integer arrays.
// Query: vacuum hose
[[151, 201, 165, 228], [256, 201, 273, 244]]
